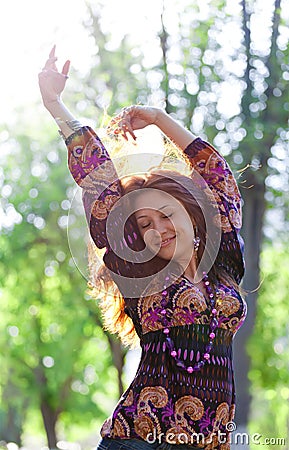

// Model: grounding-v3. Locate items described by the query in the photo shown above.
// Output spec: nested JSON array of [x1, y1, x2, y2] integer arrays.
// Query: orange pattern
[[65, 128, 247, 449], [109, 387, 234, 448]]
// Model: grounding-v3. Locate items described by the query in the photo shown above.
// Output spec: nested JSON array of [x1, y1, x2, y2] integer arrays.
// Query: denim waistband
[[97, 437, 203, 450]]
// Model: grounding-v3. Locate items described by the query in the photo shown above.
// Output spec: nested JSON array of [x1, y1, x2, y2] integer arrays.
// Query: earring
[[193, 236, 200, 253]]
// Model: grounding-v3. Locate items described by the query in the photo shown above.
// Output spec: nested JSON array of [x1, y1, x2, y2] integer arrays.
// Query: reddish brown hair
[[89, 169, 240, 348]]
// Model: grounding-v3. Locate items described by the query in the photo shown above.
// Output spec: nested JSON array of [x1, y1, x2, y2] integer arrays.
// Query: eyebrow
[[135, 205, 171, 220]]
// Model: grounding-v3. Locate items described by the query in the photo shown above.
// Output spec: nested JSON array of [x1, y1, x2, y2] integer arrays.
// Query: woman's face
[[134, 189, 196, 265]]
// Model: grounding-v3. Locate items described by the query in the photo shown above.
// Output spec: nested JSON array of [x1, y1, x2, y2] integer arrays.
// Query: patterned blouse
[[65, 126, 247, 449]]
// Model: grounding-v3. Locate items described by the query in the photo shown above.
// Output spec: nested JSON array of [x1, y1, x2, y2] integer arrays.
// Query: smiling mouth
[[158, 236, 176, 248]]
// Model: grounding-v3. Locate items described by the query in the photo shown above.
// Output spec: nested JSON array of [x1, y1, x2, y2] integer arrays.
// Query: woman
[[39, 47, 247, 450]]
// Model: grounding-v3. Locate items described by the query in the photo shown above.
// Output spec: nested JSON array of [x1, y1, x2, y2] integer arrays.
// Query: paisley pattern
[[138, 292, 172, 334], [65, 127, 247, 449], [91, 195, 120, 220], [136, 277, 246, 335]]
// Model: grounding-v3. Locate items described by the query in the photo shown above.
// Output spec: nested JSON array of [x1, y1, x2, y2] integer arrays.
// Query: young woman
[[39, 47, 247, 450]]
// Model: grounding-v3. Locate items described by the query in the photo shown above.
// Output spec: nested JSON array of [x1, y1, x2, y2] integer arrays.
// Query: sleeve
[[65, 126, 161, 298], [184, 138, 245, 284], [66, 126, 122, 249]]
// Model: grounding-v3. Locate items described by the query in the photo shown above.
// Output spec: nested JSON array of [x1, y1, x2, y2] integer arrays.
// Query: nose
[[153, 218, 171, 237], [143, 219, 170, 246]]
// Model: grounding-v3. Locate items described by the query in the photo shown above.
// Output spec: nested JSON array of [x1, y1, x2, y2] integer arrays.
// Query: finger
[[62, 60, 71, 77], [121, 130, 128, 141], [124, 121, 137, 141], [43, 56, 58, 70], [117, 119, 127, 140], [49, 45, 56, 58], [120, 109, 137, 140], [120, 120, 137, 141]]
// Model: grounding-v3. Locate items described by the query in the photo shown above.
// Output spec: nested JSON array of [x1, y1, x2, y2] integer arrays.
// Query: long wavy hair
[[88, 139, 241, 348]]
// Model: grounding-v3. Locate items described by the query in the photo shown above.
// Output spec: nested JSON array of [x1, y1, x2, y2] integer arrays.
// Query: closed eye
[[140, 213, 173, 228], [140, 223, 151, 229]]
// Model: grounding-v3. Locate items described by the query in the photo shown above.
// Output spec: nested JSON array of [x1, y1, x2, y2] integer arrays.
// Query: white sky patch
[[0, 0, 94, 122], [0, 0, 169, 123], [0, 0, 287, 125]]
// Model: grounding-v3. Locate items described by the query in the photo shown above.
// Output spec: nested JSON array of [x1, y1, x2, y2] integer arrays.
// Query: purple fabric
[[66, 127, 247, 449]]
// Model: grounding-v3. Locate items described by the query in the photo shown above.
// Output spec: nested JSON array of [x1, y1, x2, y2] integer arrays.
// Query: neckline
[[180, 274, 220, 308], [181, 274, 221, 289]]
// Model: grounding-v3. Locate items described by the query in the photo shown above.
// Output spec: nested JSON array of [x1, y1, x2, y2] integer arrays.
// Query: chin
[[157, 250, 175, 261]]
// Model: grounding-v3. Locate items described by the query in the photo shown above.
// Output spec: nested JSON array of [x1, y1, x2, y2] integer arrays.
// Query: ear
[[192, 224, 198, 237]]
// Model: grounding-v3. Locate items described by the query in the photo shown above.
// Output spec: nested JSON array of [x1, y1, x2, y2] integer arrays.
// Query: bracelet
[[65, 119, 83, 131], [54, 117, 83, 130], [54, 117, 83, 140]]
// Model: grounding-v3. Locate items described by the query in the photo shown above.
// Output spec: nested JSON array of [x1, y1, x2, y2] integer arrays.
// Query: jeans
[[96, 437, 202, 450]]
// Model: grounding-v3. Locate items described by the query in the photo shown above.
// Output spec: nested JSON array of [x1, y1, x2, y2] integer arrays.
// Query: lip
[[159, 236, 176, 248]]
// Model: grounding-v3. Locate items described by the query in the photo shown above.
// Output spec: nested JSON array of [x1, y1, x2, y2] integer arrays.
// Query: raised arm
[[38, 47, 122, 249], [38, 45, 79, 138]]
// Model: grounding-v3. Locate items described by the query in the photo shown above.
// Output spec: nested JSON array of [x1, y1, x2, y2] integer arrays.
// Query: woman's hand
[[109, 104, 196, 149], [108, 105, 160, 140], [38, 45, 70, 109]]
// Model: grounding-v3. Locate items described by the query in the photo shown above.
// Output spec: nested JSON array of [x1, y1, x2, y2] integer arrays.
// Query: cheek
[[139, 229, 162, 254], [143, 229, 159, 245], [175, 220, 194, 239]]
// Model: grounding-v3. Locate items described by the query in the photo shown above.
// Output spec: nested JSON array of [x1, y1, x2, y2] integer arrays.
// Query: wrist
[[43, 99, 79, 139], [43, 97, 62, 112], [154, 108, 168, 127]]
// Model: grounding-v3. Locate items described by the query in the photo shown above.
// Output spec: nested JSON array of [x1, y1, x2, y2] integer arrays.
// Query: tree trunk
[[0, 406, 23, 445], [234, 0, 282, 429], [40, 401, 59, 450], [91, 314, 126, 397], [233, 173, 265, 426], [108, 336, 125, 397], [34, 365, 59, 449], [0, 374, 26, 445]]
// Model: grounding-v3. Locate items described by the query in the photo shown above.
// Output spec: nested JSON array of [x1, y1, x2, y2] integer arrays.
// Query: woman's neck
[[183, 257, 198, 283]]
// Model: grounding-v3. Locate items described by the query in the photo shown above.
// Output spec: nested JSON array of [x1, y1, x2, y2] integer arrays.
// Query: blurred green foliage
[[0, 0, 289, 447], [0, 123, 119, 446], [248, 244, 289, 448]]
